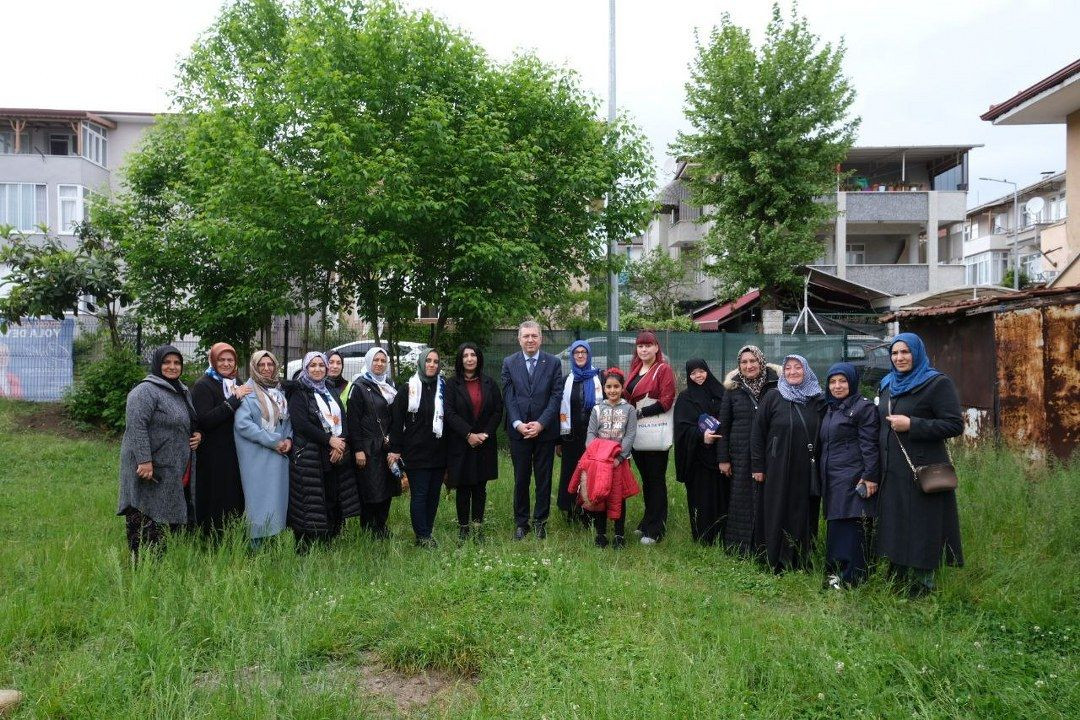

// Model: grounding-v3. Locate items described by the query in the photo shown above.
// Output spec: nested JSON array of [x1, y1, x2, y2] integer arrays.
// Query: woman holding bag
[[624, 330, 676, 545], [876, 333, 963, 597]]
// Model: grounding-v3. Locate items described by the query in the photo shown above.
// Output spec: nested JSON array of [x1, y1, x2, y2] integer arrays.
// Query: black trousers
[[359, 499, 391, 536], [826, 517, 873, 586], [632, 449, 670, 539], [557, 438, 586, 513], [124, 508, 181, 555], [591, 500, 626, 537], [456, 481, 488, 525], [509, 438, 555, 527]]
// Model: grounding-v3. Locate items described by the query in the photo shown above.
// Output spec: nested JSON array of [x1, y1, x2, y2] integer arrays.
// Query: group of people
[[117, 322, 963, 594]]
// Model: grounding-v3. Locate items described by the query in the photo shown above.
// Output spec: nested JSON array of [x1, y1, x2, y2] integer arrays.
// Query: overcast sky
[[7, 0, 1077, 207]]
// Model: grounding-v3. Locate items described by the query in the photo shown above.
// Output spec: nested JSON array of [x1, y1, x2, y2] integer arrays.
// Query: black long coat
[[750, 389, 826, 570], [443, 374, 503, 488], [716, 368, 778, 553], [876, 375, 963, 570], [389, 379, 448, 470], [190, 375, 245, 533], [287, 385, 362, 536], [674, 386, 727, 544], [345, 378, 401, 505], [820, 394, 880, 521]]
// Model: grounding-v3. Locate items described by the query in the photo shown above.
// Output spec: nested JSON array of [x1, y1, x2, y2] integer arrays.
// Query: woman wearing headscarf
[[388, 349, 447, 548], [750, 354, 826, 572], [325, 350, 347, 392], [233, 350, 292, 544], [876, 333, 963, 596], [287, 351, 362, 553], [444, 343, 503, 541], [625, 330, 677, 545], [345, 346, 401, 539], [820, 362, 879, 588], [673, 359, 727, 545], [716, 345, 779, 555], [556, 340, 603, 527], [117, 345, 202, 557], [190, 342, 250, 536]]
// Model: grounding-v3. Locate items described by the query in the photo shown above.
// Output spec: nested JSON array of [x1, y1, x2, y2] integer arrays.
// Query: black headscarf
[[149, 344, 197, 430], [673, 358, 725, 484], [324, 350, 347, 390], [682, 358, 724, 416], [453, 342, 484, 378]]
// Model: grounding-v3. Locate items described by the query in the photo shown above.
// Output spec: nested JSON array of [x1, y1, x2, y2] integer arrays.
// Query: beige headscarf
[[248, 350, 286, 426]]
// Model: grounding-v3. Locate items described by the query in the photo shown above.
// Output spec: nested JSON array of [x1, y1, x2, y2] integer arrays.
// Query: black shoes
[[513, 526, 528, 541], [534, 523, 547, 540], [459, 525, 470, 542], [612, 535, 626, 549], [415, 536, 438, 549], [595, 534, 609, 548]]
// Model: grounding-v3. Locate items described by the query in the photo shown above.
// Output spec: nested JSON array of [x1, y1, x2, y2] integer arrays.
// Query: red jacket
[[568, 438, 641, 520]]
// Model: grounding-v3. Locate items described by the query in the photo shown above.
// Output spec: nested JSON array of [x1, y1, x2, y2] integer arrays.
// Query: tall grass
[[0, 399, 1076, 718]]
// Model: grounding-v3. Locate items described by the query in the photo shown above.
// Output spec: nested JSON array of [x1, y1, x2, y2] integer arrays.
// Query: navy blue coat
[[819, 394, 880, 521], [500, 350, 563, 442]]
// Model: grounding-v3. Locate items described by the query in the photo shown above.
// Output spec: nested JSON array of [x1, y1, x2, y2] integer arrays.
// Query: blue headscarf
[[878, 332, 941, 397], [777, 354, 823, 405], [298, 351, 331, 397], [568, 340, 600, 415], [824, 362, 859, 407]]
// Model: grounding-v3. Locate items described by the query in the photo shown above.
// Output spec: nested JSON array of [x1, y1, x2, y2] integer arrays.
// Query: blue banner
[[0, 318, 76, 401]]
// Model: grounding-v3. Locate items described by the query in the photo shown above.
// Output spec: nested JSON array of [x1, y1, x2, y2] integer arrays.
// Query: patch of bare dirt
[[13, 402, 105, 442], [192, 653, 477, 717]]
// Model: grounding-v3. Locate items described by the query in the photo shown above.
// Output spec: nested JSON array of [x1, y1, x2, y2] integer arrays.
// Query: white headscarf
[[357, 346, 397, 404]]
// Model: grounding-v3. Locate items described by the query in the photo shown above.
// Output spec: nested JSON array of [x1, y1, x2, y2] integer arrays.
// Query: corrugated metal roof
[[880, 285, 1080, 321]]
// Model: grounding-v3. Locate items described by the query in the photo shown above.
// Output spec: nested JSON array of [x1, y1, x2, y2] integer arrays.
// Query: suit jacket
[[501, 350, 563, 442]]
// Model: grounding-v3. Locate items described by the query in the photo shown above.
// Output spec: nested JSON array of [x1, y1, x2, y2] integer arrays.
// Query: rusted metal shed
[[882, 286, 1080, 461]]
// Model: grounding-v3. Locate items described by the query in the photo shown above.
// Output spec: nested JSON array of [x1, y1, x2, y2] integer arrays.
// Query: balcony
[[669, 218, 707, 247], [810, 263, 967, 295], [0, 154, 111, 192], [840, 191, 967, 224]]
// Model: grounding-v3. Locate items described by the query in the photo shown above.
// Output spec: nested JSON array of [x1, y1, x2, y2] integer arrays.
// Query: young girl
[[582, 368, 639, 548]]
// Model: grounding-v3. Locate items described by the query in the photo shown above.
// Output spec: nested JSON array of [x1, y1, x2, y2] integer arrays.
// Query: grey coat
[[117, 375, 197, 524]]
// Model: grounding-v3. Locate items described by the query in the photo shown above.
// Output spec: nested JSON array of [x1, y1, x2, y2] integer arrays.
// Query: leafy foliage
[[674, 3, 859, 301], [0, 222, 131, 348], [626, 248, 696, 321], [64, 346, 146, 433], [112, 0, 654, 354]]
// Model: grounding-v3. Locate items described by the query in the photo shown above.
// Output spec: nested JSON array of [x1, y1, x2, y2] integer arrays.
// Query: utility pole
[[606, 0, 620, 331], [979, 176, 1021, 289]]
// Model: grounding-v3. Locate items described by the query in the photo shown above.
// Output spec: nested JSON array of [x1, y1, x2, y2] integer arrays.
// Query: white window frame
[[81, 122, 108, 167], [58, 185, 88, 235], [0, 183, 48, 233], [845, 242, 865, 265]]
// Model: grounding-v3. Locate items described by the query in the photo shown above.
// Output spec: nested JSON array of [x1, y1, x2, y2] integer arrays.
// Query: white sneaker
[[632, 529, 644, 537], [640, 536, 657, 545], [826, 574, 842, 590]]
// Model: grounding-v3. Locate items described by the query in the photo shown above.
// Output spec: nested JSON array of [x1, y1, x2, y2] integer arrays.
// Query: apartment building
[[624, 145, 980, 311], [0, 108, 156, 289], [963, 172, 1067, 286]]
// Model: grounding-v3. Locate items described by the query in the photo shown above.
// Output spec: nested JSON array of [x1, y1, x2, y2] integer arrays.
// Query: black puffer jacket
[[716, 365, 779, 553], [287, 385, 362, 535]]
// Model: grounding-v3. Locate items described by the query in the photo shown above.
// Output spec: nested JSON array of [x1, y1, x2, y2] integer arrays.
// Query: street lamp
[[978, 176, 1020, 290]]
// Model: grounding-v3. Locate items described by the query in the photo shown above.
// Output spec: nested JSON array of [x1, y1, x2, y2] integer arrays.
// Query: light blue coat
[[233, 382, 292, 538]]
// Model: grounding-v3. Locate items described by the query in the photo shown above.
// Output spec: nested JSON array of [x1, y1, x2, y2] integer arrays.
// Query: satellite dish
[[1025, 196, 1046, 216]]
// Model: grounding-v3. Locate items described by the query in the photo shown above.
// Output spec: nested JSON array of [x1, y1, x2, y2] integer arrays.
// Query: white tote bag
[[632, 397, 674, 451]]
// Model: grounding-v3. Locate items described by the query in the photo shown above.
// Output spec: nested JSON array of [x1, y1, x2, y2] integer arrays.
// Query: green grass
[[1, 398, 1077, 718]]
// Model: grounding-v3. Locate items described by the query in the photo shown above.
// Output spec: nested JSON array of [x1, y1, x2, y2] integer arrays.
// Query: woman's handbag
[[633, 398, 674, 451], [888, 397, 958, 494]]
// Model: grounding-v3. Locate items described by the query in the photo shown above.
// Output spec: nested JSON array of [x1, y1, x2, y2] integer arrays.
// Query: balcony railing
[[810, 263, 967, 295]]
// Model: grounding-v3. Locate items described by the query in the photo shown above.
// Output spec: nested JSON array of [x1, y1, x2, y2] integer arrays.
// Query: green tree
[[0, 222, 131, 348], [626, 248, 696, 321], [111, 0, 653, 355], [674, 3, 858, 302]]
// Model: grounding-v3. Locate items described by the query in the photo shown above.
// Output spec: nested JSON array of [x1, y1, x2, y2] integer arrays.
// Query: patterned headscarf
[[360, 346, 397, 403], [736, 344, 769, 400], [205, 342, 239, 397], [248, 350, 286, 425], [298, 351, 331, 396], [777, 354, 823, 405]]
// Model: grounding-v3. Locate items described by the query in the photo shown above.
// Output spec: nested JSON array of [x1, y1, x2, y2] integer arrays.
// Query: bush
[[66, 347, 146, 434]]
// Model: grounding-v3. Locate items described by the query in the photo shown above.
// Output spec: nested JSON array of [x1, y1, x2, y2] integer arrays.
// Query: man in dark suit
[[501, 321, 564, 539]]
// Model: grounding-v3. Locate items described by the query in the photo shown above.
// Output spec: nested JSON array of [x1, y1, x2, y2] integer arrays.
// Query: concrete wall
[[1068, 110, 1079, 267]]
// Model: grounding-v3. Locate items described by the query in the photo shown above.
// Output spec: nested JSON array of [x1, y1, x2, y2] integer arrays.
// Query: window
[[993, 213, 1009, 234], [82, 122, 108, 166], [846, 243, 865, 265], [58, 185, 88, 234], [0, 183, 48, 232], [966, 220, 980, 241], [1021, 253, 1041, 280], [0, 131, 31, 154], [964, 250, 1009, 285], [49, 134, 75, 156]]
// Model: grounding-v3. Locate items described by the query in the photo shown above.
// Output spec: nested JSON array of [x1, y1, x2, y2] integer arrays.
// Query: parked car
[[556, 336, 638, 375], [285, 340, 428, 380], [844, 336, 891, 389]]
